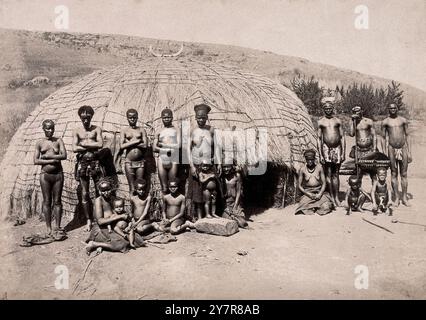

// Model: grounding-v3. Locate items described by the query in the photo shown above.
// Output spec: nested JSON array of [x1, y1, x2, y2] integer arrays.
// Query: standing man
[[119, 109, 148, 195], [73, 105, 104, 231], [348, 106, 377, 183], [382, 103, 412, 206], [317, 97, 346, 206], [187, 103, 221, 219]]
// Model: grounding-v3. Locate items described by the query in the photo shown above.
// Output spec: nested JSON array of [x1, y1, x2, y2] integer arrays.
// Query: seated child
[[155, 180, 195, 234], [127, 178, 155, 247], [198, 160, 220, 218], [371, 167, 393, 216], [102, 198, 127, 234], [344, 175, 369, 215], [111, 198, 130, 237]]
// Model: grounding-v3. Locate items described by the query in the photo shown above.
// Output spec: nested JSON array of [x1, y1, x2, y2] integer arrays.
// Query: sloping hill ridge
[[1, 28, 425, 118]]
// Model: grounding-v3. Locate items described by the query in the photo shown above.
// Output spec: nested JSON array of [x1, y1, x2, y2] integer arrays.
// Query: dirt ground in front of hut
[[1, 122, 426, 300]]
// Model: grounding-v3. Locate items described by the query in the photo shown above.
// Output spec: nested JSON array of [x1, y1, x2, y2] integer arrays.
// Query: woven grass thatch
[[0, 57, 316, 220]]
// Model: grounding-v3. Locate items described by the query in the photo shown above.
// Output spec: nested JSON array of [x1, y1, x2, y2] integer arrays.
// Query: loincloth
[[124, 159, 145, 170], [322, 143, 342, 164], [75, 153, 104, 180], [388, 143, 408, 162]]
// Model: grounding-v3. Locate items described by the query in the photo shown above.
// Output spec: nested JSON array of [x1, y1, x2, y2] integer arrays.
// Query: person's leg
[[80, 178, 92, 231], [211, 191, 219, 217], [157, 159, 169, 194], [124, 162, 136, 195], [324, 165, 335, 206], [52, 172, 64, 230], [369, 171, 377, 187], [114, 221, 128, 238], [194, 203, 203, 220], [85, 241, 120, 255], [357, 193, 366, 212], [388, 146, 400, 205], [332, 164, 341, 206], [168, 163, 179, 182], [170, 218, 194, 235], [135, 165, 145, 182], [135, 220, 154, 235], [40, 173, 53, 234], [400, 154, 410, 206], [203, 190, 212, 218]]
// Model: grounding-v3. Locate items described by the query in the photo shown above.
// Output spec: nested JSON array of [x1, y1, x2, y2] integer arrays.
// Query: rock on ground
[[194, 217, 239, 236]]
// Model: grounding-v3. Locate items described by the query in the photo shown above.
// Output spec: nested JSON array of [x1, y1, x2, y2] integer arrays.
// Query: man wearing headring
[[295, 149, 334, 216], [119, 109, 148, 195], [317, 97, 345, 207], [73, 105, 105, 231], [187, 103, 222, 219], [34, 119, 67, 235], [153, 108, 180, 194]]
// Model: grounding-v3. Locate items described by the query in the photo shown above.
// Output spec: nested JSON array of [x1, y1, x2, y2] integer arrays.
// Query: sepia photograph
[[0, 0, 425, 303]]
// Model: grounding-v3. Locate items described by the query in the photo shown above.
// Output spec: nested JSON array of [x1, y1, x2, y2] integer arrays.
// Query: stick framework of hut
[[0, 57, 317, 221]]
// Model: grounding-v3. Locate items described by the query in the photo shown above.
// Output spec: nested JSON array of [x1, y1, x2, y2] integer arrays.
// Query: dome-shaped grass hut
[[0, 57, 317, 221]]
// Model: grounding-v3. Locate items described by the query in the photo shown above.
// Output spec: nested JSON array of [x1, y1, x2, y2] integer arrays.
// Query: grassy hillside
[[0, 28, 425, 158]]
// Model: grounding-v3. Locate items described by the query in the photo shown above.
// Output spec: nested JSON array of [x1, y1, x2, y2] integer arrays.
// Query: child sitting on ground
[[344, 175, 369, 215], [371, 167, 394, 216], [155, 180, 195, 234], [110, 198, 130, 238], [102, 198, 127, 234]]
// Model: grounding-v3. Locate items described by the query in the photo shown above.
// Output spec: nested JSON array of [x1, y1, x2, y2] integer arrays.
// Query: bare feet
[[85, 241, 96, 255], [394, 198, 400, 207], [85, 219, 92, 232], [401, 199, 411, 207], [205, 214, 213, 219], [186, 221, 195, 229]]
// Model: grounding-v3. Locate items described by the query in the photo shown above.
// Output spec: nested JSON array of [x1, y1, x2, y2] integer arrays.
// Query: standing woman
[[119, 109, 148, 195], [34, 119, 67, 234]]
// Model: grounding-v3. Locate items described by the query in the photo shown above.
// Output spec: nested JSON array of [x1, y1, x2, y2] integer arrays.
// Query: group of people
[[33, 97, 411, 253], [34, 103, 247, 254], [295, 98, 411, 216]]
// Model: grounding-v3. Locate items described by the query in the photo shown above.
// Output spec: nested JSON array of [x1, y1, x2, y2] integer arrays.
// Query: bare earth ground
[[0, 122, 425, 300]]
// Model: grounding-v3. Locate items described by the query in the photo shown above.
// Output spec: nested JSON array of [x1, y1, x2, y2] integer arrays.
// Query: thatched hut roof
[[0, 57, 316, 219]]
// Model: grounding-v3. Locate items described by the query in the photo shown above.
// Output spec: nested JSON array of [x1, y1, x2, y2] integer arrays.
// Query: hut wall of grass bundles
[[0, 58, 317, 221]]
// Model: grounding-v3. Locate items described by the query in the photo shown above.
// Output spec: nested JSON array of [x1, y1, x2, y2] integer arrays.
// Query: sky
[[1, 0, 425, 90]]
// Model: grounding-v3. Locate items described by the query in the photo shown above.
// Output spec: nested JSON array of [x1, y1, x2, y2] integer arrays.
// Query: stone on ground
[[194, 218, 239, 236]]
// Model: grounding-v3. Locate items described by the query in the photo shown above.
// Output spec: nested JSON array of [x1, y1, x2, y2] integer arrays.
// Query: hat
[[303, 149, 316, 159], [161, 108, 173, 117], [352, 106, 362, 112], [194, 104, 211, 116], [321, 97, 335, 105]]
